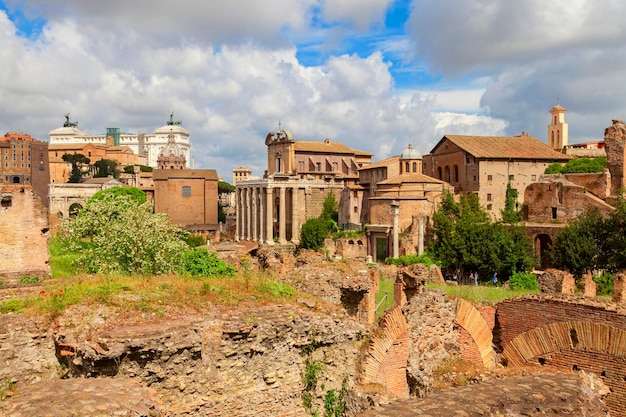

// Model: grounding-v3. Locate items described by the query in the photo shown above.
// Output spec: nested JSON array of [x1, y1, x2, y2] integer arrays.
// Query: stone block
[[612, 273, 626, 303], [538, 269, 575, 294], [582, 273, 597, 298]]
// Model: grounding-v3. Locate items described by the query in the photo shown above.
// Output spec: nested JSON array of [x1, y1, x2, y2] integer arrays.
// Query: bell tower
[[548, 104, 568, 150]]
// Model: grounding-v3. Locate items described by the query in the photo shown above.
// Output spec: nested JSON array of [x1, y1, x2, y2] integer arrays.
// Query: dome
[[400, 143, 422, 160]]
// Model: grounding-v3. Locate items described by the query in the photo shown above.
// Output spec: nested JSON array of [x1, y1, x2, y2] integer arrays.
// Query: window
[[412, 162, 417, 172], [487, 175, 493, 181], [531, 174, 536, 181], [316, 162, 321, 171], [509, 174, 514, 181], [182, 186, 191, 197], [437, 167, 442, 179], [453, 165, 459, 182], [487, 204, 492, 210], [487, 193, 492, 202], [405, 162, 409, 173]]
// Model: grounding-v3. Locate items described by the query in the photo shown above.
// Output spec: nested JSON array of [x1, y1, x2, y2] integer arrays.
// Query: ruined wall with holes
[[496, 294, 626, 416], [0, 184, 50, 279]]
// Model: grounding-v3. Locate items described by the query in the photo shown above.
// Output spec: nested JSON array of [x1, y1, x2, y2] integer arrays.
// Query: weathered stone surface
[[403, 289, 458, 397], [537, 268, 575, 294], [0, 184, 50, 280], [613, 272, 626, 303], [583, 273, 597, 297], [357, 371, 610, 417], [0, 378, 162, 417], [604, 118, 626, 196]]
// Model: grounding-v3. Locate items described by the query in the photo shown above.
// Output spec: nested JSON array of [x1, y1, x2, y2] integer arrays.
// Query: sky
[[0, 0, 625, 180]]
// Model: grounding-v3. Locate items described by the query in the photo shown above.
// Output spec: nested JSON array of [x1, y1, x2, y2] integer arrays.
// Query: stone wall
[[0, 184, 50, 279], [51, 305, 366, 416]]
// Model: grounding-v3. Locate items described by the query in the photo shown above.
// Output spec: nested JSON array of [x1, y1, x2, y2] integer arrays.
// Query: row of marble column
[[235, 185, 300, 245]]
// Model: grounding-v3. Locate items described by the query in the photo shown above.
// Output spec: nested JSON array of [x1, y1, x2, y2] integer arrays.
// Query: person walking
[[474, 271, 478, 286], [493, 272, 498, 285]]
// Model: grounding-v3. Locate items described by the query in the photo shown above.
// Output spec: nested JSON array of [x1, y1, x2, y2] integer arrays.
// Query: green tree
[[94, 159, 120, 178], [300, 218, 330, 250], [322, 191, 339, 222], [429, 190, 536, 281], [551, 209, 604, 277], [89, 186, 146, 205], [544, 157, 607, 175], [62, 153, 90, 183], [218, 180, 235, 194], [501, 183, 522, 223], [60, 192, 188, 275]]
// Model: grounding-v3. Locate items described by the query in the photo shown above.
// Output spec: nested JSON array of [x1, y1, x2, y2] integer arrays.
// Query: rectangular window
[[182, 186, 191, 197], [487, 193, 492, 202], [487, 175, 493, 181], [531, 174, 536, 181], [487, 204, 493, 210], [509, 174, 514, 181]]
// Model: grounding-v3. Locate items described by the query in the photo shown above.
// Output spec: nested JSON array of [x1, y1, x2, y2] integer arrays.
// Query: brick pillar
[[265, 188, 274, 246], [582, 273, 596, 297], [613, 273, 626, 303]]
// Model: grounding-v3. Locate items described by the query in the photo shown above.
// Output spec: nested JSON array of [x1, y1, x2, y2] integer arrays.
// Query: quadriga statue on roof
[[63, 113, 78, 128]]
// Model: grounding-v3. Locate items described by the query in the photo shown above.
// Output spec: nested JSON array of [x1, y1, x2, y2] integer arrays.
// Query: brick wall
[[0, 184, 50, 279], [495, 296, 626, 348], [496, 296, 626, 416]]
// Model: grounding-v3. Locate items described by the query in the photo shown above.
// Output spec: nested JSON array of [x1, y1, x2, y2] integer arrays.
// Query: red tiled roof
[[377, 172, 447, 185], [432, 135, 571, 161], [359, 155, 399, 171], [294, 141, 372, 156]]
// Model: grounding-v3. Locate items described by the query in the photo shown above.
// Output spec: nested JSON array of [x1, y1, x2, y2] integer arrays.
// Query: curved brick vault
[[455, 299, 495, 368], [360, 306, 410, 398], [502, 321, 626, 415]]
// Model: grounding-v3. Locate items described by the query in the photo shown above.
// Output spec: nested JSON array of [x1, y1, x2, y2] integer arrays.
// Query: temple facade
[[235, 130, 372, 245]]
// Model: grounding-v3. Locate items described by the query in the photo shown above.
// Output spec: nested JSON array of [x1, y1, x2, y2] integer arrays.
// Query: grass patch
[[426, 282, 539, 303], [375, 277, 395, 317], [48, 237, 81, 278], [0, 270, 301, 319]]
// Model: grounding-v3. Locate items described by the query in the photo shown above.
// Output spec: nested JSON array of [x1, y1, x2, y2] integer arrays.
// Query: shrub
[[177, 248, 236, 277], [300, 218, 330, 250], [184, 234, 207, 247], [509, 272, 539, 290], [60, 194, 188, 275], [594, 272, 614, 296], [385, 254, 436, 267]]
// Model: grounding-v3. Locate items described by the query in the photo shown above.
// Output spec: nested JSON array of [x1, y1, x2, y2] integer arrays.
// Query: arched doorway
[[12, 176, 20, 184], [535, 234, 552, 269], [68, 203, 83, 219]]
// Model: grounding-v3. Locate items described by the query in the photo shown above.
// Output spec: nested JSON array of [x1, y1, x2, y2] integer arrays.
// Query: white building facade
[[48, 120, 191, 169]]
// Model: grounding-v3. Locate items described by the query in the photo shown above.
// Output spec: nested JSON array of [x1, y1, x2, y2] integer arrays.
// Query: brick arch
[[455, 299, 495, 368], [502, 321, 626, 416], [360, 306, 410, 398], [502, 321, 626, 366]]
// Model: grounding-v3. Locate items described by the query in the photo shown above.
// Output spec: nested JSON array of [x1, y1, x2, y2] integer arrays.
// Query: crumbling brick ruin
[[0, 184, 50, 280]]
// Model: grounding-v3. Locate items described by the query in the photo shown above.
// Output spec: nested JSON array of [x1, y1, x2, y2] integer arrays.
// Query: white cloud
[[322, 0, 393, 29]]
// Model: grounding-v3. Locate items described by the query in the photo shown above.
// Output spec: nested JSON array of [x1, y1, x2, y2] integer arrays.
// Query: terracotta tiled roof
[[432, 135, 571, 161], [377, 172, 447, 185], [294, 141, 372, 156], [359, 156, 399, 171]]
